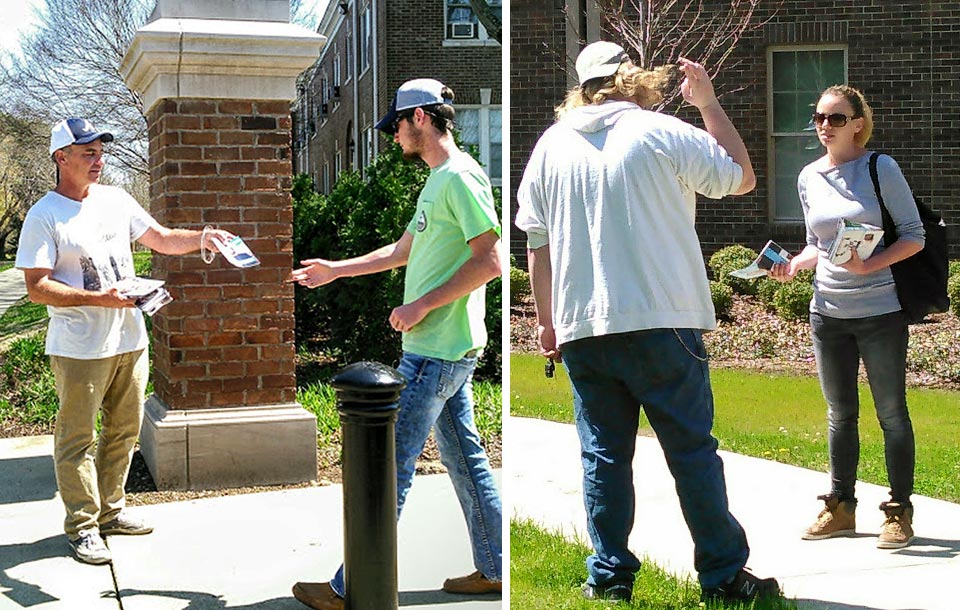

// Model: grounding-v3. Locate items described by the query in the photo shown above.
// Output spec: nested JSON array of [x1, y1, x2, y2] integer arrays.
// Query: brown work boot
[[442, 571, 502, 594], [802, 494, 856, 540], [878, 502, 914, 549], [292, 582, 343, 610]]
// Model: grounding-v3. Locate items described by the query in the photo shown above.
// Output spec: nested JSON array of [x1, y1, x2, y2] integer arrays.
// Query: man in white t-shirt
[[15, 118, 232, 565], [516, 42, 779, 604]]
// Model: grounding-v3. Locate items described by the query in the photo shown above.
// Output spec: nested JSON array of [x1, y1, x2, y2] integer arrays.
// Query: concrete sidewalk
[[0, 268, 27, 318], [0, 436, 502, 610], [509, 417, 960, 610]]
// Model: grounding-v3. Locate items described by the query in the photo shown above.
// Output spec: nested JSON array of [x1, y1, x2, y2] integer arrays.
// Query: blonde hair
[[821, 84, 873, 146], [555, 61, 673, 120]]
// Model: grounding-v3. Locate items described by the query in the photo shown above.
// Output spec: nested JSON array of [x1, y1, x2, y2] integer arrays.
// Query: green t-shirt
[[402, 151, 500, 361]]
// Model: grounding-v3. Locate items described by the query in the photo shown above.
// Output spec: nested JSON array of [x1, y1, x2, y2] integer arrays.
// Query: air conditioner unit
[[321, 103, 329, 116], [332, 86, 341, 99], [450, 22, 476, 39]]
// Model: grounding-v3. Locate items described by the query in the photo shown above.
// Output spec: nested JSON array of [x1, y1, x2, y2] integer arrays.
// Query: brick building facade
[[294, 0, 503, 191], [510, 1, 960, 262]]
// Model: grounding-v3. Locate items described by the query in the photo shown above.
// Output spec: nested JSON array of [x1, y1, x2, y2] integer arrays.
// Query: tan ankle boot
[[802, 494, 856, 540], [878, 502, 914, 549]]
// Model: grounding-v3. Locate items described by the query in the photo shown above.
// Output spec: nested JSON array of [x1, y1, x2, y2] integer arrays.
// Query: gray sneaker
[[100, 512, 154, 536], [69, 530, 112, 565]]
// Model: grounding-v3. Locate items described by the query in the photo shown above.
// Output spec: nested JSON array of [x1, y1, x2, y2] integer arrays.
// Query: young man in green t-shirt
[[290, 79, 503, 610]]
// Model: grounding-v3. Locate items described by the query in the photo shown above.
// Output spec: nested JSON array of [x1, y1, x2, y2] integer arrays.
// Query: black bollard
[[331, 361, 406, 610]]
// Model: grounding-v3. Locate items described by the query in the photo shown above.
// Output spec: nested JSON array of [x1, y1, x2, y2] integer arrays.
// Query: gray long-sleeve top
[[798, 152, 925, 319]]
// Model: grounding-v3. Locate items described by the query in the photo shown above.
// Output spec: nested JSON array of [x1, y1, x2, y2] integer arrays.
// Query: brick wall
[[146, 99, 297, 410], [297, 0, 502, 187], [510, 0, 960, 262]]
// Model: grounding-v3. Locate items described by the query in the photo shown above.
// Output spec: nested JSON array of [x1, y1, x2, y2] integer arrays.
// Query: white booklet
[[114, 277, 172, 316], [729, 240, 793, 279], [213, 235, 260, 268], [827, 219, 883, 265]]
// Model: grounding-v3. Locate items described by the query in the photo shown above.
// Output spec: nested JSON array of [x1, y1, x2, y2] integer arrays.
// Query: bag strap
[[868, 151, 898, 246]]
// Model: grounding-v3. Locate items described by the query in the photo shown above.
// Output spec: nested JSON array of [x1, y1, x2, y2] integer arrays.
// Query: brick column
[[121, 0, 325, 489]]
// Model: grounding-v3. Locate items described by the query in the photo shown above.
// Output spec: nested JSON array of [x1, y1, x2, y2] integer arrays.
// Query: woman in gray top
[[771, 85, 924, 550]]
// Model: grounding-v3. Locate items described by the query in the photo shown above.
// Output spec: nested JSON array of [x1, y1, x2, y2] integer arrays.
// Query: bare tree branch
[[467, 0, 502, 44], [594, 0, 780, 110]]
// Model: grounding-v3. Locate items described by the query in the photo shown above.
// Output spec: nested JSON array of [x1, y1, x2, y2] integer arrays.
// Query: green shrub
[[0, 331, 59, 426], [292, 144, 502, 381], [756, 278, 780, 309], [708, 245, 758, 295], [710, 281, 734, 319], [773, 280, 813, 321], [949, 274, 960, 318], [510, 265, 530, 305], [949, 260, 960, 280]]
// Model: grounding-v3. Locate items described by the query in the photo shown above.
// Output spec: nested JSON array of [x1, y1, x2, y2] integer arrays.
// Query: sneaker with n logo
[[700, 568, 780, 602], [877, 501, 914, 549], [802, 494, 856, 540]]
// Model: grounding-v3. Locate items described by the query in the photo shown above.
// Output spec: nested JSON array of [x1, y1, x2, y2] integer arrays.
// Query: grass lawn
[[511, 353, 960, 503], [511, 518, 796, 610], [0, 261, 13, 273]]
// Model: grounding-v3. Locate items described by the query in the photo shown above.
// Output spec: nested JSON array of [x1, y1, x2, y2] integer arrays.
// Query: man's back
[[517, 100, 743, 344]]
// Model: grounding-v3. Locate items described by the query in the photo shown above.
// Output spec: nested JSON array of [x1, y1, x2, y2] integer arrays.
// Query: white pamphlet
[[729, 240, 793, 280], [827, 219, 884, 265], [213, 235, 261, 268], [114, 277, 173, 316]]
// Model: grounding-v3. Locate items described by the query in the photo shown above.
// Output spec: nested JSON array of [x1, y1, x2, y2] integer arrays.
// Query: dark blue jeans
[[562, 328, 749, 590], [810, 311, 915, 504]]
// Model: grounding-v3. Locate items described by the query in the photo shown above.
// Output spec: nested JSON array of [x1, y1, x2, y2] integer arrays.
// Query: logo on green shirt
[[416, 210, 427, 232]]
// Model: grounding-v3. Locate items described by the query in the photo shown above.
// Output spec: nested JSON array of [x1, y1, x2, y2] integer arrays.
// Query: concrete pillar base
[[140, 395, 318, 490]]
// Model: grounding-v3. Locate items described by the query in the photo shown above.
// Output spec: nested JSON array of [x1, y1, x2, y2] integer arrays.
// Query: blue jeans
[[810, 311, 914, 504], [562, 329, 749, 590], [330, 351, 502, 596]]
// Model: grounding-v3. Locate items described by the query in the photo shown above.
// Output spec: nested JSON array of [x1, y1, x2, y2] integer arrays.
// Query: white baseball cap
[[49, 118, 114, 157], [576, 41, 630, 86]]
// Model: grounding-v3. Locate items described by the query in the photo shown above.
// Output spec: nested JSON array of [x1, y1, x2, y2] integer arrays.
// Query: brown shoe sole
[[801, 528, 856, 540]]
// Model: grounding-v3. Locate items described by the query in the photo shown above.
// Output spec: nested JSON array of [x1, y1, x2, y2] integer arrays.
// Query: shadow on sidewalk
[[0, 455, 56, 505], [400, 589, 502, 606], [118, 589, 303, 609], [115, 588, 502, 609], [0, 535, 83, 607], [890, 536, 960, 559]]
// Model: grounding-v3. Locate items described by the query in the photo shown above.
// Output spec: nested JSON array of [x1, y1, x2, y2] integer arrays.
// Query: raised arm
[[137, 225, 234, 255], [679, 57, 755, 195]]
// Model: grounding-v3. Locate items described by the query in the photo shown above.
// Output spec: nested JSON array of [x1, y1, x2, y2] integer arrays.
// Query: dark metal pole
[[332, 361, 406, 610]]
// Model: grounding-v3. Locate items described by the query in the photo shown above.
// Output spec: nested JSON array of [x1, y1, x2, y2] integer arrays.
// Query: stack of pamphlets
[[213, 235, 260, 268], [729, 240, 793, 279], [827, 219, 883, 265], [114, 277, 172, 316]]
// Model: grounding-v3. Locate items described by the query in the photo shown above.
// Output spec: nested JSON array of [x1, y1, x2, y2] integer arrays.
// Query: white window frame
[[323, 159, 331, 194], [335, 139, 342, 179], [456, 104, 502, 186], [444, 0, 500, 47], [344, 31, 353, 84], [359, 5, 371, 76], [767, 44, 847, 222], [332, 48, 342, 110]]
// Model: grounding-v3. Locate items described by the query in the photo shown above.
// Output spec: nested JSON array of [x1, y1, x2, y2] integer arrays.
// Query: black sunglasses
[[390, 110, 416, 133], [390, 109, 442, 133], [812, 112, 857, 128]]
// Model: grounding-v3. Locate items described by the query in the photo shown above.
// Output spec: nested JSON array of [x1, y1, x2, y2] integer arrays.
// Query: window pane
[[821, 50, 845, 87], [457, 109, 480, 147], [773, 135, 822, 220], [489, 110, 502, 181], [772, 52, 795, 91]]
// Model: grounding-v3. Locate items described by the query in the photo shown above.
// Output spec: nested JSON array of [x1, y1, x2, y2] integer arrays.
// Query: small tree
[[0, 114, 51, 258]]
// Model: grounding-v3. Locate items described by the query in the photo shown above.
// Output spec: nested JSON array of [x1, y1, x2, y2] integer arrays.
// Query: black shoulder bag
[[868, 152, 949, 323]]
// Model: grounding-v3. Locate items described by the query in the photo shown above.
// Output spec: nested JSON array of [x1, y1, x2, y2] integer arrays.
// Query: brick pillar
[[121, 0, 325, 489]]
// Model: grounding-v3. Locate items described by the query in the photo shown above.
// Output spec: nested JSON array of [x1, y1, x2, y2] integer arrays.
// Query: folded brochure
[[729, 240, 793, 279], [827, 219, 883, 265], [214, 235, 260, 268], [114, 277, 172, 316]]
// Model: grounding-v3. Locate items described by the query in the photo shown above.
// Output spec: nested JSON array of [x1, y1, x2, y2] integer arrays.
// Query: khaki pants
[[50, 350, 148, 538]]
